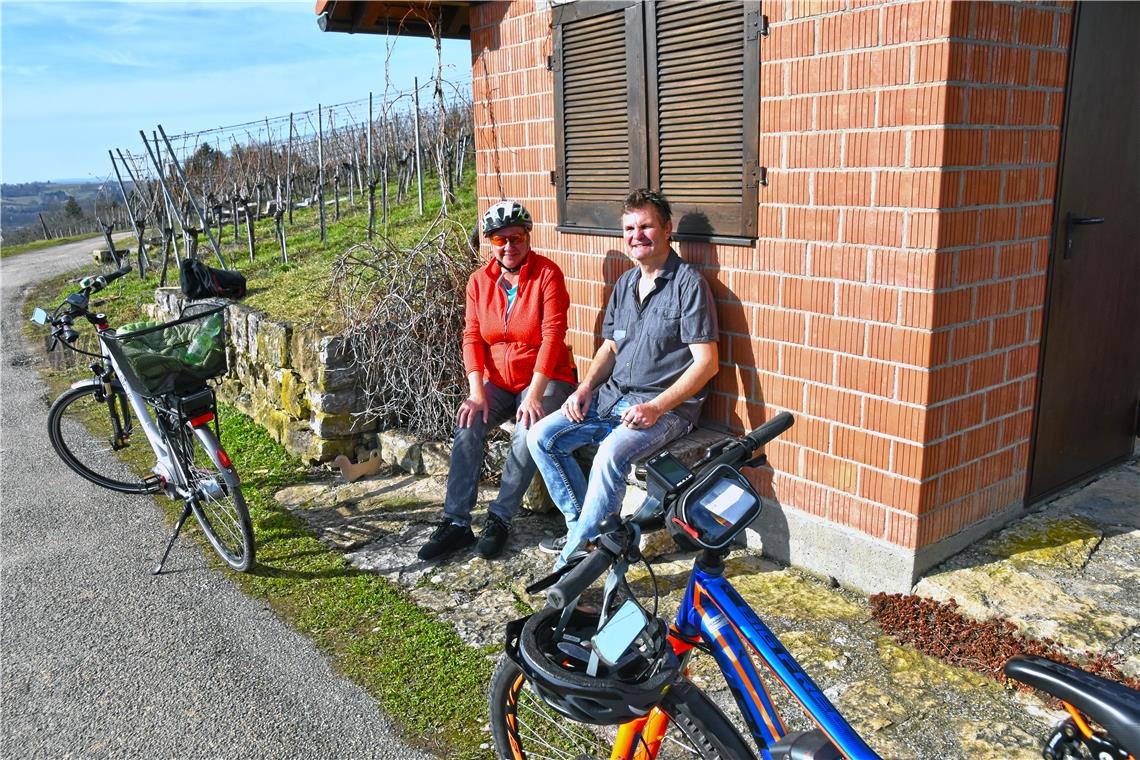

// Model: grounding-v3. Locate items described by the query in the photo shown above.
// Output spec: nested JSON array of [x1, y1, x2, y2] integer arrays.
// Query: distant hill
[[1, 180, 122, 232]]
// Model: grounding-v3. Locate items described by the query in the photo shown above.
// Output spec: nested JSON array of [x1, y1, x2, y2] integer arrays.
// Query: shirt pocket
[[647, 308, 681, 339]]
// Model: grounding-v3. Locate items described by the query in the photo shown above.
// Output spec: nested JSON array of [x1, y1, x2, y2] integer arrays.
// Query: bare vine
[[329, 213, 480, 441]]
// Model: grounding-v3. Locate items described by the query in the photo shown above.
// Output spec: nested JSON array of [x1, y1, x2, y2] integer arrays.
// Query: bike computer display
[[645, 450, 694, 493]]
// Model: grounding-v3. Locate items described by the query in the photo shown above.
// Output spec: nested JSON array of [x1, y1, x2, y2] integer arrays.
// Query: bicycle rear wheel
[[166, 421, 254, 572], [488, 653, 756, 760], [47, 384, 151, 494]]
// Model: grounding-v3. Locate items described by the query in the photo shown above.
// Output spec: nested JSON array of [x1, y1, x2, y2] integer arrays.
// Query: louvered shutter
[[554, 2, 640, 230], [648, 0, 760, 238], [553, 0, 760, 240]]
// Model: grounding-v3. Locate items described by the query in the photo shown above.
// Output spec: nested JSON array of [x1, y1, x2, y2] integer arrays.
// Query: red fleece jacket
[[462, 252, 576, 393]]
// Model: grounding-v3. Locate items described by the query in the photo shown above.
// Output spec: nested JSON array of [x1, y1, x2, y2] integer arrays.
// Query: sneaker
[[538, 535, 568, 555], [417, 520, 475, 562], [474, 515, 510, 559]]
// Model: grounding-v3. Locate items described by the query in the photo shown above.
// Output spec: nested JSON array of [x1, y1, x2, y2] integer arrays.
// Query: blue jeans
[[526, 394, 691, 567], [443, 380, 574, 526]]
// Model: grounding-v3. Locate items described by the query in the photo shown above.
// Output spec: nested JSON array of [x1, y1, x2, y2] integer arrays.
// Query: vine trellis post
[[413, 77, 424, 216], [155, 125, 229, 270], [317, 103, 327, 243]]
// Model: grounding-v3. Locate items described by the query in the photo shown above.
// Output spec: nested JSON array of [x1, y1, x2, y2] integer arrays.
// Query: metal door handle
[[1065, 213, 1105, 259]]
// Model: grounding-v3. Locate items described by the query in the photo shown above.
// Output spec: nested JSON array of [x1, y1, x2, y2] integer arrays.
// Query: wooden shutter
[[554, 2, 640, 230], [648, 1, 760, 239]]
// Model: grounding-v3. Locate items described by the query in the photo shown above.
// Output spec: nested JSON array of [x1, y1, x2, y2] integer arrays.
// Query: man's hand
[[456, 392, 489, 428], [560, 386, 593, 422], [515, 393, 546, 429], [621, 401, 662, 430]]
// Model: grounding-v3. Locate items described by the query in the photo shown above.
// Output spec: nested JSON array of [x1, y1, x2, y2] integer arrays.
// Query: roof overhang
[[315, 1, 475, 40]]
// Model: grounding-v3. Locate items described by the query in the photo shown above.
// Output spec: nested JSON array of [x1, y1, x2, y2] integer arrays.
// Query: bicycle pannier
[[180, 258, 247, 300]]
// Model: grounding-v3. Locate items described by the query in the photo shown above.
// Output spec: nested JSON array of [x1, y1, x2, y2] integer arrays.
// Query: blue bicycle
[[487, 411, 1140, 760]]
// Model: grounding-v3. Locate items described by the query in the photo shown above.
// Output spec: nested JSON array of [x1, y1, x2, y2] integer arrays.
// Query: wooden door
[[1028, 2, 1140, 501]]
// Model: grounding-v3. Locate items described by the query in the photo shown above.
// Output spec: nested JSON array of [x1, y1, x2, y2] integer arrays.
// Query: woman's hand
[[456, 392, 489, 428], [515, 394, 546, 429]]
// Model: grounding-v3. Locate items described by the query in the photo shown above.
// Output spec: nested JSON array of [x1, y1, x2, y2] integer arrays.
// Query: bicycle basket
[[104, 306, 228, 397], [666, 464, 762, 551]]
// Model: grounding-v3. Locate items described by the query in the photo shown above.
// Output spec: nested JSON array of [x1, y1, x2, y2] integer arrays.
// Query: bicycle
[[1004, 655, 1139, 760], [487, 409, 1140, 760], [32, 264, 254, 574]]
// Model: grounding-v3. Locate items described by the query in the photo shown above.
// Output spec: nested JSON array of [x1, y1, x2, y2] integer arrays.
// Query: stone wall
[[151, 288, 373, 463]]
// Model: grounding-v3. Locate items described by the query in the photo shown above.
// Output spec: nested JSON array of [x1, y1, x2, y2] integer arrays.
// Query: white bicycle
[[32, 265, 254, 573]]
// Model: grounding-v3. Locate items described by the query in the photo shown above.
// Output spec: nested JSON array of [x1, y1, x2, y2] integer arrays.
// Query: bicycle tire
[[166, 422, 254, 572], [47, 384, 151, 494], [488, 653, 756, 760]]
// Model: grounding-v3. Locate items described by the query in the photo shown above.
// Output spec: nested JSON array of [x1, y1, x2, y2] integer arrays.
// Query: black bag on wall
[[180, 258, 247, 300]]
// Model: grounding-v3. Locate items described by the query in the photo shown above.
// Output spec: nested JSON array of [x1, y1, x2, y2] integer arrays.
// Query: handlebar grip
[[744, 411, 795, 451], [547, 546, 616, 609], [103, 265, 133, 285]]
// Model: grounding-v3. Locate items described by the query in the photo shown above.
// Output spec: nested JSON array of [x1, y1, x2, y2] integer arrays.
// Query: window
[[553, 0, 761, 241]]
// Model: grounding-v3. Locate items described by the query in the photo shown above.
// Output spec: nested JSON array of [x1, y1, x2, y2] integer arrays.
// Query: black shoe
[[538, 535, 568, 555], [474, 515, 510, 559], [418, 520, 475, 561]]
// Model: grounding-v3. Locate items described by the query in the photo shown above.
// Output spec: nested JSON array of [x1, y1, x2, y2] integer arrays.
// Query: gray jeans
[[443, 379, 574, 526]]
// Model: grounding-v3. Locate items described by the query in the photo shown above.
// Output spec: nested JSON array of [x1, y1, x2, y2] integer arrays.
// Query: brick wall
[[469, 0, 1075, 579]]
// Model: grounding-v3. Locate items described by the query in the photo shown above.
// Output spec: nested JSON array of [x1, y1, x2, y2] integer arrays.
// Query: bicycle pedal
[[142, 474, 164, 493]]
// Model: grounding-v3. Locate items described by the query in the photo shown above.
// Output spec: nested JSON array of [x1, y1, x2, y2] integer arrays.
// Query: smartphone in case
[[591, 599, 649, 666]]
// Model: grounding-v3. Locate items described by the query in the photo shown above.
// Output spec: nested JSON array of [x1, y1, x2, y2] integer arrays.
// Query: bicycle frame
[[611, 559, 880, 760], [82, 329, 219, 502]]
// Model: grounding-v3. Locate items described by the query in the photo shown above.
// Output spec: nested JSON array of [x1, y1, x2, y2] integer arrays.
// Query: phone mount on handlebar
[[666, 464, 763, 552]]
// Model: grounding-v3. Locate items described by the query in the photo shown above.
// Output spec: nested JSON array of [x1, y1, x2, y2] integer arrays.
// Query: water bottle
[[185, 314, 223, 365]]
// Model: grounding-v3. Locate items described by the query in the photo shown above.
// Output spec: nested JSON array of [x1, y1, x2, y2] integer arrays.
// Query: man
[[527, 189, 719, 568], [418, 200, 577, 561]]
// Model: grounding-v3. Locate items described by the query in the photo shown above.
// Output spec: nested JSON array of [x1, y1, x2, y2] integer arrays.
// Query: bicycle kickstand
[[153, 501, 193, 575]]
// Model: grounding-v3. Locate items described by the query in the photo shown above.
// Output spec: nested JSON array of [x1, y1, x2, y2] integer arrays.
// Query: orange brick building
[[318, 0, 1140, 592]]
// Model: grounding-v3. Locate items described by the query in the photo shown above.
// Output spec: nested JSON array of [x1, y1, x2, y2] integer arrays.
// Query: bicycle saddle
[[1004, 655, 1140, 756]]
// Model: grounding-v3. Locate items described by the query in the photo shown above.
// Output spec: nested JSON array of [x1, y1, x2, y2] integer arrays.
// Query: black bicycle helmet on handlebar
[[504, 605, 680, 725]]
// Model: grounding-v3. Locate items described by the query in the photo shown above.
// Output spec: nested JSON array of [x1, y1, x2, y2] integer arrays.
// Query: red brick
[[789, 133, 841, 168], [809, 314, 866, 355], [811, 244, 868, 282], [837, 355, 894, 397], [787, 207, 841, 242], [878, 170, 950, 209], [835, 426, 891, 472], [843, 209, 904, 247], [867, 324, 931, 367], [974, 2, 1016, 42], [961, 170, 1001, 206], [845, 130, 907, 168], [785, 277, 837, 314], [806, 384, 863, 427], [838, 283, 899, 323], [817, 91, 877, 131], [848, 47, 909, 90], [756, 307, 808, 343], [880, 86, 948, 127], [969, 354, 1006, 391], [816, 171, 873, 207], [783, 344, 835, 383], [759, 372, 807, 410]]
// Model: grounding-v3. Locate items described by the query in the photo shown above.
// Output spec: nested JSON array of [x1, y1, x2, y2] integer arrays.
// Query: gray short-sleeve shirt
[[597, 250, 718, 426]]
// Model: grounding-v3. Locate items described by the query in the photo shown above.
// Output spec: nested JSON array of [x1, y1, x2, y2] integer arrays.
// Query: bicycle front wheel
[[488, 653, 756, 760], [168, 423, 254, 572], [47, 384, 151, 494]]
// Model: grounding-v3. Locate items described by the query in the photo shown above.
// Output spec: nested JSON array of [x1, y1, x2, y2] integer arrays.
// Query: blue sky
[[1, 1, 471, 184]]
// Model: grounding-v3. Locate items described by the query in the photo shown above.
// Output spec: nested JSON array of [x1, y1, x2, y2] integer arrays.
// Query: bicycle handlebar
[[744, 411, 795, 451], [543, 412, 797, 609], [547, 545, 618, 609]]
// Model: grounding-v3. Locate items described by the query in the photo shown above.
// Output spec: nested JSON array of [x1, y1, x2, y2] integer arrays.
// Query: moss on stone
[[731, 566, 866, 623], [990, 517, 1101, 570]]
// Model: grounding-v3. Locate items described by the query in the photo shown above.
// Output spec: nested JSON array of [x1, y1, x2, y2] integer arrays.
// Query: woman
[[418, 200, 577, 561]]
